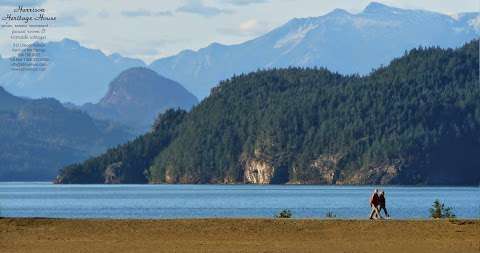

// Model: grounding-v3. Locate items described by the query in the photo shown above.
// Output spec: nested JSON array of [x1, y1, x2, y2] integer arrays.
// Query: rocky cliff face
[[243, 159, 275, 184], [240, 154, 402, 185], [344, 164, 401, 185], [309, 155, 341, 184], [104, 162, 123, 184]]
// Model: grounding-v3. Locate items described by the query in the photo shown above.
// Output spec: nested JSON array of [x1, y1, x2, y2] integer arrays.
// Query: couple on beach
[[369, 189, 390, 219]]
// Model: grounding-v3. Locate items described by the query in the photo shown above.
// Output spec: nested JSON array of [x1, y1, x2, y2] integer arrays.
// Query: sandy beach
[[0, 218, 478, 253]]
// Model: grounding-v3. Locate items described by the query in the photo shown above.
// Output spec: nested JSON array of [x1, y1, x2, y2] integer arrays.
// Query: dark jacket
[[370, 193, 379, 207], [379, 194, 386, 207]]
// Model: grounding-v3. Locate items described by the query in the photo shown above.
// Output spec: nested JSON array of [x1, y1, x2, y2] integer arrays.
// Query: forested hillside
[[57, 40, 480, 185], [0, 89, 132, 181]]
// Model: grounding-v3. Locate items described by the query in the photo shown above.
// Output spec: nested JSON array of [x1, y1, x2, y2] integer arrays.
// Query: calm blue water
[[0, 183, 478, 219]]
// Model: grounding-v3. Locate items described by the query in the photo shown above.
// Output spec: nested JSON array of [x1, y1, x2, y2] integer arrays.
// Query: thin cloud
[[53, 15, 82, 27], [97, 10, 110, 19], [0, 0, 46, 6], [121, 9, 173, 17], [224, 0, 269, 6], [218, 19, 271, 37], [52, 9, 88, 27], [121, 47, 159, 56], [177, 0, 232, 17]]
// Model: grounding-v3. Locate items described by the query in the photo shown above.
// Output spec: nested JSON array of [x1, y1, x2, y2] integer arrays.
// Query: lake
[[0, 183, 478, 219]]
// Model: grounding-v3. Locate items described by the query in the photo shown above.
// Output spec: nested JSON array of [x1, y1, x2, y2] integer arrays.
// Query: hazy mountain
[[1, 3, 476, 102], [0, 87, 133, 181], [0, 56, 9, 76], [57, 41, 480, 185], [82, 67, 198, 133], [0, 39, 145, 104], [0, 86, 24, 111], [150, 2, 479, 98]]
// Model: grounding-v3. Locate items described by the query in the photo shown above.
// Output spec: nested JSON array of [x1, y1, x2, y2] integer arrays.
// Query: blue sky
[[0, 0, 478, 62]]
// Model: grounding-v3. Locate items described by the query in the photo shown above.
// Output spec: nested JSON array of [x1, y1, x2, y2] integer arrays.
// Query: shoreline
[[2, 216, 480, 220], [2, 181, 480, 187], [1, 218, 478, 253]]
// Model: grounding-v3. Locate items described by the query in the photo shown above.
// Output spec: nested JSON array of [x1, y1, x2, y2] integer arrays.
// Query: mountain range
[[0, 2, 478, 102], [0, 39, 145, 104], [56, 40, 480, 185], [0, 65, 197, 180], [0, 87, 132, 181], [150, 2, 479, 98]]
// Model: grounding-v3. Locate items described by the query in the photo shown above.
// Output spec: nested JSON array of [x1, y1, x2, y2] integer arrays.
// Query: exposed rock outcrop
[[104, 162, 123, 184], [338, 163, 401, 185], [164, 168, 177, 184], [244, 159, 275, 184], [309, 154, 341, 184]]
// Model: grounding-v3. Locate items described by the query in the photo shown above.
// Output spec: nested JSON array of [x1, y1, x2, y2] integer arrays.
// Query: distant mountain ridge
[[150, 2, 479, 98], [81, 67, 198, 133], [0, 86, 24, 111], [0, 87, 132, 181], [0, 39, 145, 104], [0, 2, 478, 102]]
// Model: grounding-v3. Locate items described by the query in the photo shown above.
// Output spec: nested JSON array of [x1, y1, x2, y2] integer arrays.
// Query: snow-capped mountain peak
[[274, 23, 318, 50]]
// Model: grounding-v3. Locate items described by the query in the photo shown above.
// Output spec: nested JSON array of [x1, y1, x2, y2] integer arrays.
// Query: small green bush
[[429, 199, 456, 219], [275, 209, 293, 218]]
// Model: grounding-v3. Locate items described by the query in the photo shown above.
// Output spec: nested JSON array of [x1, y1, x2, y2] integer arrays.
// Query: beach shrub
[[429, 199, 456, 219], [275, 209, 293, 218], [325, 211, 336, 218]]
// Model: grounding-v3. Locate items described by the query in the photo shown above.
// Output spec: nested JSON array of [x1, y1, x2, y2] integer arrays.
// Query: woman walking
[[369, 189, 380, 219]]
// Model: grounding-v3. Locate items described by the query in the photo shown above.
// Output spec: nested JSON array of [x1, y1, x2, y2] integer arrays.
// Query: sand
[[0, 218, 478, 253]]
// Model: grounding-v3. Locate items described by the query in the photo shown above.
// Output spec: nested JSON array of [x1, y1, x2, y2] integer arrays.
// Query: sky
[[0, 0, 478, 63]]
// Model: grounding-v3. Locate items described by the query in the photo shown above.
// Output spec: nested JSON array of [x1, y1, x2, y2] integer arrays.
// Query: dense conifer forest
[[57, 40, 480, 185]]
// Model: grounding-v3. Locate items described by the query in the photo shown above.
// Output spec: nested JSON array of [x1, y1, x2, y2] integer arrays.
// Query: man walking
[[369, 189, 380, 219], [378, 190, 390, 218]]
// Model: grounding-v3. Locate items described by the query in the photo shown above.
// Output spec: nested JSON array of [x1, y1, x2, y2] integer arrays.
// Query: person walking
[[378, 190, 390, 218], [369, 189, 380, 219]]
